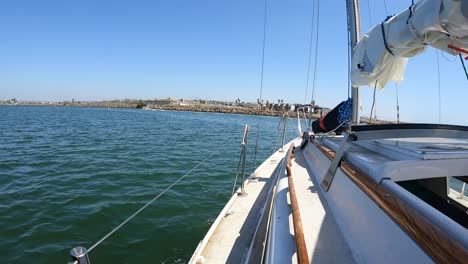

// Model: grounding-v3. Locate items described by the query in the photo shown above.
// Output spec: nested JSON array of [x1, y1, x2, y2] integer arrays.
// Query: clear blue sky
[[1, 0, 467, 124]]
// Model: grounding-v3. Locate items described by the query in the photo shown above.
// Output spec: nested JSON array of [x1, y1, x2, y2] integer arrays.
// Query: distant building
[[152, 98, 177, 106]]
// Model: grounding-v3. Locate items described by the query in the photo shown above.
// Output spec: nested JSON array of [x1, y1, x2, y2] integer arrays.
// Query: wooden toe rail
[[285, 144, 309, 264]]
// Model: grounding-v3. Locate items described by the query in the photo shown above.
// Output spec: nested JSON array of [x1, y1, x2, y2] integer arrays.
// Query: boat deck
[[290, 146, 355, 263], [190, 139, 356, 263], [191, 125, 468, 263], [449, 189, 468, 209], [190, 147, 285, 263]]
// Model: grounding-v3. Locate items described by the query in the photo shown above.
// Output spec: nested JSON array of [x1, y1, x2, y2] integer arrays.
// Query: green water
[[0, 106, 296, 263]]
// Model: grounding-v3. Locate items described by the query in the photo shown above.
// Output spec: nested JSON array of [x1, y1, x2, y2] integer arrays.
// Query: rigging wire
[[272, 116, 284, 153], [253, 0, 268, 169], [366, 0, 373, 28], [436, 49, 441, 124], [310, 0, 321, 104], [395, 83, 400, 124], [358, 0, 372, 102], [369, 84, 377, 123], [441, 51, 457, 62], [304, 0, 316, 104], [87, 141, 231, 253], [347, 20, 351, 98], [459, 54, 468, 81], [374, 92, 377, 121], [382, 0, 389, 16]]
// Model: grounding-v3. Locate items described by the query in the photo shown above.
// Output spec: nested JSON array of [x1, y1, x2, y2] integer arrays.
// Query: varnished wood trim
[[286, 144, 309, 264], [312, 140, 468, 264]]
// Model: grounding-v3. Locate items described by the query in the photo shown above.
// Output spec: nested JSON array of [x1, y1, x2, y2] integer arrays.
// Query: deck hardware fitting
[[321, 133, 351, 191], [248, 178, 259, 183], [70, 247, 90, 264]]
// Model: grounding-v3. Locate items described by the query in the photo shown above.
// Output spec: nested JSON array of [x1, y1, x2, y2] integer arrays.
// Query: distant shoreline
[[2, 102, 394, 124], [7, 101, 323, 118]]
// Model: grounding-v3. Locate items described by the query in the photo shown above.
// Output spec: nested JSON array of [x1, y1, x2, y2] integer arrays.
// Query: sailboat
[[189, 0, 468, 263]]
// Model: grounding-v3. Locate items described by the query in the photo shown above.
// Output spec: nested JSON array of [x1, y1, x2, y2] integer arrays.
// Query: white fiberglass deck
[[190, 139, 356, 263], [288, 142, 355, 263], [192, 131, 468, 264], [190, 147, 286, 263], [449, 189, 468, 209]]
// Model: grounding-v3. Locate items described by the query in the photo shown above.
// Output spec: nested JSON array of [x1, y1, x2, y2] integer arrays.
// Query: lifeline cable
[[87, 141, 231, 253], [231, 147, 244, 196]]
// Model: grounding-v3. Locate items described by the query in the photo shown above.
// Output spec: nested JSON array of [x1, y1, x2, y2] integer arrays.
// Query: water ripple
[[0, 106, 295, 263]]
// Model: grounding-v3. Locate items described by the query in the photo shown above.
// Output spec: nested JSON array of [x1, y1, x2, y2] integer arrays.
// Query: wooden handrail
[[286, 144, 309, 264], [312, 140, 468, 264]]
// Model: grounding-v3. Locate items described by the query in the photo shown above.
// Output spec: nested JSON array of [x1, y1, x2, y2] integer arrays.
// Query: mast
[[346, 0, 361, 124]]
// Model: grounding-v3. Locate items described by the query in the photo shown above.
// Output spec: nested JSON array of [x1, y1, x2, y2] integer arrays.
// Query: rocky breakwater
[[147, 104, 324, 119]]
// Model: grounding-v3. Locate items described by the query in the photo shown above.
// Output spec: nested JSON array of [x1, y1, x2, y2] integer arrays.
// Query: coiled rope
[[86, 141, 231, 253]]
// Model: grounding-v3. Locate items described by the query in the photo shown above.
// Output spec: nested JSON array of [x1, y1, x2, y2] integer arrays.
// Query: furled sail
[[351, 0, 468, 89]]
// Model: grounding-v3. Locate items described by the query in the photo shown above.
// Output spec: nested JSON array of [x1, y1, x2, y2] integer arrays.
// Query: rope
[[460, 54, 468, 81], [310, 0, 320, 104], [406, 0, 415, 24], [381, 16, 395, 56], [253, 0, 269, 169], [441, 51, 457, 62], [314, 100, 351, 138], [436, 50, 441, 124], [87, 142, 230, 253], [369, 84, 377, 123], [304, 0, 316, 104], [449, 45, 468, 81], [324, 120, 349, 136]]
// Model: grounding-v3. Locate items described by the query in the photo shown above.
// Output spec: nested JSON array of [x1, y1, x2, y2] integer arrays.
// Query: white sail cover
[[352, 0, 468, 89]]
